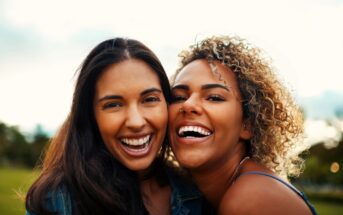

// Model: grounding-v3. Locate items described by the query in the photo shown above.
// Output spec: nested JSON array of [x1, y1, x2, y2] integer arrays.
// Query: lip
[[118, 133, 154, 157], [174, 121, 213, 145], [175, 121, 213, 134], [175, 134, 212, 145], [118, 133, 152, 139]]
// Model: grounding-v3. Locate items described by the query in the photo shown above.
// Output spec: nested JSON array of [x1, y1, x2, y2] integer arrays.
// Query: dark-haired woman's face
[[168, 59, 251, 170], [94, 59, 168, 171]]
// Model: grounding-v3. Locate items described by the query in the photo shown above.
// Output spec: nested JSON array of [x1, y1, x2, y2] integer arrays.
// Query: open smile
[[178, 125, 213, 138], [175, 125, 213, 145], [119, 134, 153, 156]]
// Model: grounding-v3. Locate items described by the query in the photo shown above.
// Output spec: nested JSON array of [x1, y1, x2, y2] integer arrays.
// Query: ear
[[240, 122, 252, 140]]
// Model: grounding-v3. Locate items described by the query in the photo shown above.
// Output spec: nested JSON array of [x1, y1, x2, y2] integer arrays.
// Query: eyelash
[[171, 94, 225, 103], [207, 94, 225, 102], [171, 95, 187, 103], [102, 96, 160, 110], [103, 102, 122, 110], [143, 96, 161, 103]]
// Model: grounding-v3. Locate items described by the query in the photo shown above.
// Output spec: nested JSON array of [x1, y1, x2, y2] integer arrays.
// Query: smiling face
[[169, 59, 251, 171], [94, 59, 168, 171]]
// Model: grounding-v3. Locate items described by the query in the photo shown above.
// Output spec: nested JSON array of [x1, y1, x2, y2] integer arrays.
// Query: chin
[[125, 158, 154, 172], [175, 152, 207, 170]]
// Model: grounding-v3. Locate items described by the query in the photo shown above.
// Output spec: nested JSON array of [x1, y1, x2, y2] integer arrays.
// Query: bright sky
[[1, 0, 343, 133]]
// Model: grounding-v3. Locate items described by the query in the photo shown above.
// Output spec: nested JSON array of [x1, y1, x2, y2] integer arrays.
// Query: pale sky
[[1, 0, 343, 133]]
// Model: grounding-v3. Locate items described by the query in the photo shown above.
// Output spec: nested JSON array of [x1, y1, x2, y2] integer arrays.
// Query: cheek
[[96, 113, 121, 139], [149, 105, 168, 130], [210, 105, 244, 133], [168, 105, 179, 124]]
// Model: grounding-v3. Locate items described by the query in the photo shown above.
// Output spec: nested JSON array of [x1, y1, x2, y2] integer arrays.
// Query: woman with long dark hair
[[26, 38, 209, 215]]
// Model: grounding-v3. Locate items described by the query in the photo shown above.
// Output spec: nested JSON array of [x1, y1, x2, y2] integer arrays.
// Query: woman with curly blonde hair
[[168, 35, 317, 214]]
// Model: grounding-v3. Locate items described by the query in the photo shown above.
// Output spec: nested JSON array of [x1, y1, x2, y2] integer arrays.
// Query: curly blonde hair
[[170, 35, 305, 178]]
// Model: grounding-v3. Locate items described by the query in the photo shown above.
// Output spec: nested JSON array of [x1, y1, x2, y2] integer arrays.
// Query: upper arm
[[218, 175, 312, 215]]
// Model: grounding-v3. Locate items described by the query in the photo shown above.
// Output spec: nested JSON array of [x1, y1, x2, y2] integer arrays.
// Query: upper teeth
[[178, 126, 211, 136], [121, 135, 150, 146]]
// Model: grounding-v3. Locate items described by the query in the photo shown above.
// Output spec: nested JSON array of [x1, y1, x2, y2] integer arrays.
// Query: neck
[[190, 143, 246, 208], [137, 162, 156, 181], [139, 175, 171, 215]]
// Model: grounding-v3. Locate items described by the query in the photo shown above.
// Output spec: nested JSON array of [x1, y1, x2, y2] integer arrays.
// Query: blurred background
[[1, 0, 342, 214]]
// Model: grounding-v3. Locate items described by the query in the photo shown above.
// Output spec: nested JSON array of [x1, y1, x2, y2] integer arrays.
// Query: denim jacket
[[167, 169, 213, 215], [26, 170, 213, 215]]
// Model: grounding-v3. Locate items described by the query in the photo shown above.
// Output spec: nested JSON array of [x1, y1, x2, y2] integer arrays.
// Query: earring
[[179, 107, 185, 113]]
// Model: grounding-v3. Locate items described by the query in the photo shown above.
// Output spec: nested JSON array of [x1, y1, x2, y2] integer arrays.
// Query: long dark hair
[[26, 38, 171, 215]]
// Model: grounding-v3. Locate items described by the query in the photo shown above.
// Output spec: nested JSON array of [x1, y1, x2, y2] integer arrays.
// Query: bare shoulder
[[218, 171, 312, 215]]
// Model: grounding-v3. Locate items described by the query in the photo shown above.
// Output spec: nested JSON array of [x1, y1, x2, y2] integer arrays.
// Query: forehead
[[174, 59, 238, 89], [96, 59, 161, 93]]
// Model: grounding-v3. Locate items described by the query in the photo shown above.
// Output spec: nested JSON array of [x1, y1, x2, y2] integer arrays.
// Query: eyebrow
[[201, 84, 230, 91], [96, 88, 162, 104], [171, 84, 189, 91], [141, 88, 162, 96], [172, 84, 229, 92], [97, 95, 123, 104]]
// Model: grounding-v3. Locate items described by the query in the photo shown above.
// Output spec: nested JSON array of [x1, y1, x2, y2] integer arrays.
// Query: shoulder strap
[[239, 171, 318, 215]]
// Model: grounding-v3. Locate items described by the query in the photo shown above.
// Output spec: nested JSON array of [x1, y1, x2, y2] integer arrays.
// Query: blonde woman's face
[[168, 59, 251, 170]]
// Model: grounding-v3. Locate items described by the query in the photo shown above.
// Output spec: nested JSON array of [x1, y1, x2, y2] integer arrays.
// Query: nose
[[180, 94, 202, 116], [125, 105, 146, 131]]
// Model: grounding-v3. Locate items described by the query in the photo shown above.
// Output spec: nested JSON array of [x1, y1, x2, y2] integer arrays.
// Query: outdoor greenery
[[297, 142, 343, 186], [0, 120, 342, 214], [1, 167, 342, 215], [0, 168, 39, 215], [0, 122, 50, 168]]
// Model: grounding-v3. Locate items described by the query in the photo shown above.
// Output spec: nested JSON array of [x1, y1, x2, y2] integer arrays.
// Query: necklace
[[227, 156, 250, 187]]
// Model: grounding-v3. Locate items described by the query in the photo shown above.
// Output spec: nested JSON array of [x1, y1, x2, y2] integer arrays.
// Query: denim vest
[[26, 170, 212, 215]]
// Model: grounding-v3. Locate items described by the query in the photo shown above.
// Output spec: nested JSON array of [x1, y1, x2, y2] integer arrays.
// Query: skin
[[94, 59, 168, 172], [169, 59, 250, 171], [94, 59, 170, 215], [169, 59, 312, 215]]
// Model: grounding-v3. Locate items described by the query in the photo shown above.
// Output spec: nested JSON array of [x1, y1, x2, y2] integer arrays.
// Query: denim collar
[[167, 168, 203, 215]]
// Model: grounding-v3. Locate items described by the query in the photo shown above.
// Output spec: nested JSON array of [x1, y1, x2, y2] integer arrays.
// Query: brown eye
[[171, 94, 188, 103], [207, 95, 225, 102], [103, 102, 122, 110], [143, 96, 160, 103]]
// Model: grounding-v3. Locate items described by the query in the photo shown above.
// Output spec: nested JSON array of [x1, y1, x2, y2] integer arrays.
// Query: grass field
[[1, 167, 343, 215], [310, 200, 343, 215], [0, 167, 39, 215]]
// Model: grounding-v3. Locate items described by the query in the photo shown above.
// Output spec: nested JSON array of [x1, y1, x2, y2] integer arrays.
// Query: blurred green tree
[[29, 124, 50, 167], [0, 121, 50, 167], [3, 124, 30, 166], [299, 135, 343, 185]]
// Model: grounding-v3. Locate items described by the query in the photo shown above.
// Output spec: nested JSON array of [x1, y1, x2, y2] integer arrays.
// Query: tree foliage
[[296, 135, 343, 185], [0, 122, 50, 168]]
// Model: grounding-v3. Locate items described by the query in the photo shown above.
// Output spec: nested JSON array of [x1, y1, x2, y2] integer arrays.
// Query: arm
[[218, 174, 313, 215]]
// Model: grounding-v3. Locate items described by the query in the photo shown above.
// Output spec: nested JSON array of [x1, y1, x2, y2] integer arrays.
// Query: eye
[[103, 102, 123, 110], [143, 96, 161, 103], [171, 94, 188, 103], [207, 94, 225, 102]]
